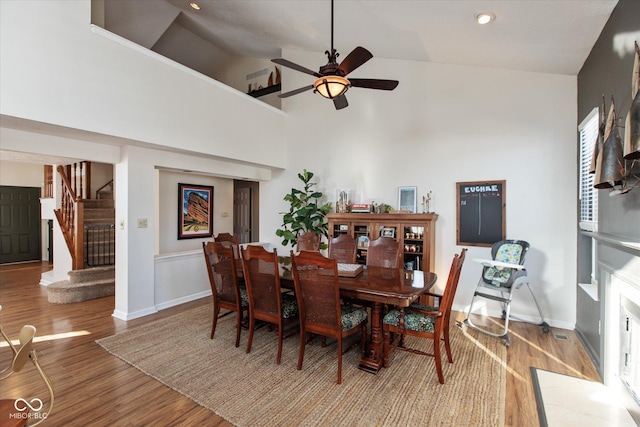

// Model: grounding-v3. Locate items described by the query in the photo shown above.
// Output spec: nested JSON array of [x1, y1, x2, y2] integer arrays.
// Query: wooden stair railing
[[54, 165, 85, 270], [44, 165, 54, 198], [95, 179, 113, 199]]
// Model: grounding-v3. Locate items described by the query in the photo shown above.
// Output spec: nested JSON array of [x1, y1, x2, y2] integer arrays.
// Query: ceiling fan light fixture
[[313, 75, 350, 99], [476, 12, 495, 25]]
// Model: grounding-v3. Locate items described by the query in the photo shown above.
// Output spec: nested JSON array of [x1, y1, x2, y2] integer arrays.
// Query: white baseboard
[[112, 306, 157, 321], [155, 290, 212, 311]]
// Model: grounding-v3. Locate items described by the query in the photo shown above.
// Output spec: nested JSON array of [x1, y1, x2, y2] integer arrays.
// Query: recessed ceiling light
[[476, 12, 495, 25], [189, 2, 200, 10]]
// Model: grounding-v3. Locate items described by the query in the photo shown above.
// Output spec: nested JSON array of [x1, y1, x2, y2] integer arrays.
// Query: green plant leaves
[[276, 169, 332, 249]]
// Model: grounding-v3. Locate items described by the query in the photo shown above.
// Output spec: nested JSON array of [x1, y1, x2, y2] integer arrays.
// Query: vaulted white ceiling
[[0, 0, 620, 165], [103, 0, 618, 78]]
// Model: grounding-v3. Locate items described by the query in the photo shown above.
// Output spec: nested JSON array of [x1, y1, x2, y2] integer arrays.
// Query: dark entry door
[[0, 186, 41, 264]]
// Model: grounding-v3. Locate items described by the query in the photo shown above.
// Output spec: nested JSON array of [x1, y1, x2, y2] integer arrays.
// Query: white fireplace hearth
[[597, 235, 640, 421]]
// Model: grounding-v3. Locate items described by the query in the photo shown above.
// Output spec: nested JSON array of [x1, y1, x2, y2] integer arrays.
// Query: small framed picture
[[380, 227, 396, 238], [398, 186, 417, 213], [178, 183, 214, 239]]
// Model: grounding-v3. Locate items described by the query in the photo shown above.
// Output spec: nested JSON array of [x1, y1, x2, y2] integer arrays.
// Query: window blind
[[579, 108, 599, 231]]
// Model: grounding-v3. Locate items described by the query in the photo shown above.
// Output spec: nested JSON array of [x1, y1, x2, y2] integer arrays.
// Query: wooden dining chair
[[240, 245, 299, 364], [214, 232, 239, 245], [290, 250, 368, 384], [214, 232, 240, 258], [382, 248, 467, 384], [202, 241, 249, 347], [296, 231, 321, 252], [366, 236, 402, 268], [328, 234, 357, 264]]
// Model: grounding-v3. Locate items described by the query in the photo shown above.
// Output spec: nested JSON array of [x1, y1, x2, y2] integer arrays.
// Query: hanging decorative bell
[[624, 91, 640, 159], [594, 99, 625, 188]]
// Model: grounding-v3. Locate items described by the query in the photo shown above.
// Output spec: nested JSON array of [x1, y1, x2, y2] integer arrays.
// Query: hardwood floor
[[0, 261, 599, 426]]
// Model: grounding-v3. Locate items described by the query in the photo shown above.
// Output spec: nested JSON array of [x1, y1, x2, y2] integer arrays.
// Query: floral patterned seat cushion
[[383, 308, 435, 333], [281, 293, 299, 319], [340, 304, 368, 330], [239, 286, 249, 307], [483, 243, 523, 285], [221, 286, 249, 307], [409, 302, 437, 311]]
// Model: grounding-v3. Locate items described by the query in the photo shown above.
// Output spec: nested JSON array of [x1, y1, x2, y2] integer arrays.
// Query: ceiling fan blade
[[272, 58, 323, 78], [333, 95, 348, 110], [279, 85, 314, 98], [349, 78, 399, 91], [337, 46, 373, 76]]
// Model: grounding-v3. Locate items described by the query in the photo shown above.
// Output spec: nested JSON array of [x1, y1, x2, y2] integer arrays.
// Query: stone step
[[83, 199, 114, 208], [84, 219, 115, 225], [68, 266, 114, 284], [96, 191, 113, 200], [84, 208, 115, 220], [48, 278, 115, 304], [85, 224, 116, 240]]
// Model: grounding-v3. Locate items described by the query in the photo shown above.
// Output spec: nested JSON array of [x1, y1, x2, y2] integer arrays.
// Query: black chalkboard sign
[[456, 180, 506, 247]]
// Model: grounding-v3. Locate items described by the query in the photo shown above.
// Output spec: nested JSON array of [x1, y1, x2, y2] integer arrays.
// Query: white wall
[[91, 163, 113, 196], [112, 145, 274, 320], [0, 160, 43, 188], [157, 170, 233, 254], [0, 127, 121, 166], [214, 56, 277, 94], [259, 49, 578, 328], [214, 56, 282, 109], [154, 250, 211, 311], [1, 1, 579, 328], [0, 0, 286, 320], [0, 0, 287, 170]]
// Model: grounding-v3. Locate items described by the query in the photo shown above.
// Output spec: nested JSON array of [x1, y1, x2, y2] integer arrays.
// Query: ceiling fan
[[271, 0, 399, 110]]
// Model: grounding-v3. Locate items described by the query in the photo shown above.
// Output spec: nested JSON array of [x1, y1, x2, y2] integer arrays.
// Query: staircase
[[48, 266, 115, 304], [50, 164, 117, 303], [84, 199, 116, 267]]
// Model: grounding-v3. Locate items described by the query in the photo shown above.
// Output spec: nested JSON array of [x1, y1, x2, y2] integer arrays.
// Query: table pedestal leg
[[358, 302, 384, 373]]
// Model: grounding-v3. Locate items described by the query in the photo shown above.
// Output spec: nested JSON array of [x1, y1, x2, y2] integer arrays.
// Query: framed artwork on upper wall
[[456, 180, 506, 247], [398, 186, 417, 213], [178, 183, 214, 239]]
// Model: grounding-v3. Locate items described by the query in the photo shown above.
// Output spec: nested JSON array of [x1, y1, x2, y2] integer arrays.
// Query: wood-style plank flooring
[[0, 262, 600, 426]]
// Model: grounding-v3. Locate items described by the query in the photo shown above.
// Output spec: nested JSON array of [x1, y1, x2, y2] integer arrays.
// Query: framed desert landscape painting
[[178, 183, 213, 239]]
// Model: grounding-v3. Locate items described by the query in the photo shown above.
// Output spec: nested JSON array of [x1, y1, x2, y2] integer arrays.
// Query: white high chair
[[462, 240, 549, 346]]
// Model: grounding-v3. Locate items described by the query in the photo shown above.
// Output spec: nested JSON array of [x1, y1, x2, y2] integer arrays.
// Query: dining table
[[280, 265, 437, 374]]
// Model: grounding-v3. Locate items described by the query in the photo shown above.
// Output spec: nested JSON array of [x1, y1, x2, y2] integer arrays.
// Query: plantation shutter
[[579, 108, 599, 231]]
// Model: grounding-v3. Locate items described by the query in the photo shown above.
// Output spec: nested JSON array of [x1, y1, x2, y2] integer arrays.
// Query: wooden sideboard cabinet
[[327, 213, 438, 271]]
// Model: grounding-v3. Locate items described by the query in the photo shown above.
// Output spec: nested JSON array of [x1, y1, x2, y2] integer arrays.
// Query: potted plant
[[373, 202, 393, 214], [276, 169, 332, 251]]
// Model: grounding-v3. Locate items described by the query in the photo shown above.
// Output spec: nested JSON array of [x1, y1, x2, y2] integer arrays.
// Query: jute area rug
[[97, 305, 506, 427]]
